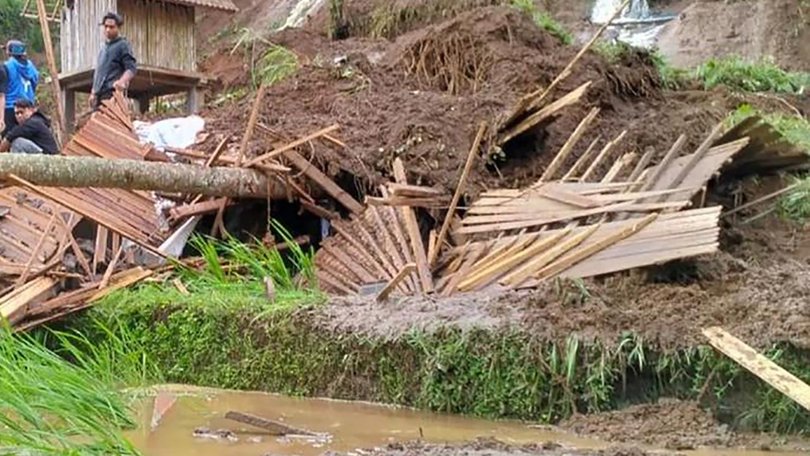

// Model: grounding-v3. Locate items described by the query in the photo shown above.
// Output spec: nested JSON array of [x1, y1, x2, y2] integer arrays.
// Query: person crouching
[[0, 99, 58, 154]]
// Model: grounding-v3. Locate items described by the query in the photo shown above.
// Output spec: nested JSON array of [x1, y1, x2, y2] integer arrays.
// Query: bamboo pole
[[34, 0, 64, 146]]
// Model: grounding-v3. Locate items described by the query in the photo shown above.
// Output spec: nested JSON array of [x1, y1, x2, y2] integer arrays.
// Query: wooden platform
[[58, 65, 207, 132]]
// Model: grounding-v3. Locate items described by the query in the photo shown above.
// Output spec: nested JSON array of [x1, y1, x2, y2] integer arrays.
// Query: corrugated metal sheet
[[155, 0, 239, 12]]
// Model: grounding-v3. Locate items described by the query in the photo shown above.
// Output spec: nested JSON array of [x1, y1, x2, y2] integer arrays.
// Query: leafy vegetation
[[230, 28, 300, 90], [0, 318, 158, 455], [0, 0, 45, 54], [696, 56, 810, 93], [510, 0, 573, 45]]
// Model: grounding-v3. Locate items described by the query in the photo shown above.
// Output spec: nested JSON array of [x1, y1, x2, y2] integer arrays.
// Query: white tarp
[[134, 115, 206, 151]]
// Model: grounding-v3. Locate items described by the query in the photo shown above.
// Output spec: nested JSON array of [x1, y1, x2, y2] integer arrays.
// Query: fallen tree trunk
[[0, 154, 287, 199]]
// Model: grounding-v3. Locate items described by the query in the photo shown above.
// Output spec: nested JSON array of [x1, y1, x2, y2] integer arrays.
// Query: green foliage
[[510, 0, 572, 45], [254, 44, 299, 88], [594, 41, 633, 64], [0, 322, 149, 454], [651, 51, 691, 90], [696, 56, 810, 93], [0, 0, 45, 54], [230, 28, 299, 90]]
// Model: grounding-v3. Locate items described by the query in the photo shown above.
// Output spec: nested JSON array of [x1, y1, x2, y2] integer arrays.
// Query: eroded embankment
[[66, 211, 810, 443]]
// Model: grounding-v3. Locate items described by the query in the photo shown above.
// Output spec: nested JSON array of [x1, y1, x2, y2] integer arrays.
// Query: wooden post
[[186, 87, 200, 114], [34, 0, 65, 146], [62, 89, 75, 135]]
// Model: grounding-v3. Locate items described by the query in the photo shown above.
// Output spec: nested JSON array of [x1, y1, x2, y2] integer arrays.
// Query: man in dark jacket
[[0, 99, 58, 154], [89, 12, 137, 110]]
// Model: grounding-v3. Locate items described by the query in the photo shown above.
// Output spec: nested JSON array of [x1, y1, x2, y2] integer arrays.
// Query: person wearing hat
[[89, 12, 137, 110], [1, 40, 39, 137]]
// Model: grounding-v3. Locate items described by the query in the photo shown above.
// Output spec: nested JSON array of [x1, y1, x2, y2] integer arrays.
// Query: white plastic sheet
[[134, 115, 206, 151]]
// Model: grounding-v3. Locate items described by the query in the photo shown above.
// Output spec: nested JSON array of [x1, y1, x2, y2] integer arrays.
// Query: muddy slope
[[200, 6, 729, 198], [657, 0, 810, 71]]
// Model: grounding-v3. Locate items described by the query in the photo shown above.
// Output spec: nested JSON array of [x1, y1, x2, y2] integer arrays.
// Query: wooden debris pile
[[314, 102, 805, 300]]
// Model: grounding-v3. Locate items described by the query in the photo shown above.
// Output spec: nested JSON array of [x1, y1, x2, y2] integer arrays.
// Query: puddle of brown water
[[126, 385, 807, 456]]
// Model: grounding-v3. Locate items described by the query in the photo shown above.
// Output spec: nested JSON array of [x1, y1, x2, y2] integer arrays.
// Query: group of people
[[0, 11, 136, 156]]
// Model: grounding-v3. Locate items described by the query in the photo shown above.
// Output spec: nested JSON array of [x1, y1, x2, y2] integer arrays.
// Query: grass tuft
[[510, 0, 573, 44], [0, 320, 154, 455], [696, 56, 810, 94]]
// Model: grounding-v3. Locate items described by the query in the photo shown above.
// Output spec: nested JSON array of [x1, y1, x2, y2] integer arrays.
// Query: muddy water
[[127, 386, 805, 456]]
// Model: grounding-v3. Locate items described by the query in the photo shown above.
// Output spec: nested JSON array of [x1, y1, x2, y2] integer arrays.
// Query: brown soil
[[657, 0, 810, 71], [561, 399, 768, 451], [323, 438, 682, 456], [199, 6, 733, 200]]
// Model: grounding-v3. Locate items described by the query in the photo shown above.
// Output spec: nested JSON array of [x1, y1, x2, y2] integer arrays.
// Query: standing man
[[89, 12, 137, 110], [2, 40, 39, 137]]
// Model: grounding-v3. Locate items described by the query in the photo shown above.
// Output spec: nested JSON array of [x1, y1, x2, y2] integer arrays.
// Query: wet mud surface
[[561, 400, 762, 451], [322, 439, 681, 456]]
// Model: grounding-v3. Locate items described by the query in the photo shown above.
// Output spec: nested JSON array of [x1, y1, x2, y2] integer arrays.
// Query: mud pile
[[199, 5, 730, 198]]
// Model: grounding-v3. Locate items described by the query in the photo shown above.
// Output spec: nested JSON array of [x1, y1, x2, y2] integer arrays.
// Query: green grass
[[510, 0, 573, 45], [696, 56, 810, 94], [230, 28, 300, 90], [0, 318, 160, 455]]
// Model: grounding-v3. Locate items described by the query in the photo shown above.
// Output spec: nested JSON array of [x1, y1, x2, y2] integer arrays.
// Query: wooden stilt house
[[58, 0, 238, 131]]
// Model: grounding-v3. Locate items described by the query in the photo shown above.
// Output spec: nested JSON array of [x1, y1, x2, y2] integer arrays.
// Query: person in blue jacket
[[0, 40, 39, 138]]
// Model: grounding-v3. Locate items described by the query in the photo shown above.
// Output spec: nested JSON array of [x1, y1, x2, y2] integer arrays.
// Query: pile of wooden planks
[[311, 99, 806, 299]]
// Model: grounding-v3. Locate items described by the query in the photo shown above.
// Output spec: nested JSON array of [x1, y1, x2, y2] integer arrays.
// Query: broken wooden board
[[0, 189, 77, 276], [313, 205, 420, 296], [225, 411, 315, 436], [441, 207, 721, 292], [0, 277, 57, 325], [703, 327, 810, 412]]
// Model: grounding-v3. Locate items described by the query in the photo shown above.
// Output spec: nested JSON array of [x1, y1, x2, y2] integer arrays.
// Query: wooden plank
[[581, 130, 627, 182], [284, 150, 364, 215], [16, 213, 58, 286], [224, 411, 315, 436], [540, 107, 600, 182], [460, 230, 568, 292], [376, 263, 417, 303], [499, 82, 591, 145], [88, 267, 153, 303], [501, 225, 597, 287], [703, 327, 810, 412], [536, 185, 601, 208], [431, 122, 486, 266], [246, 125, 340, 167], [536, 213, 658, 280], [382, 202, 419, 292], [388, 183, 444, 197], [562, 136, 601, 181], [237, 85, 268, 166], [392, 159, 433, 293], [370, 206, 415, 292], [0, 277, 56, 324]]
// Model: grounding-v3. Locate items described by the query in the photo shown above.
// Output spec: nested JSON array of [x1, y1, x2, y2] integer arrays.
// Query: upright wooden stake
[[430, 122, 487, 266], [35, 0, 64, 146]]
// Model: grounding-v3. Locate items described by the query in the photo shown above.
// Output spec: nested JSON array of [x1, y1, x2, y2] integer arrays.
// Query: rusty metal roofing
[[157, 0, 239, 12]]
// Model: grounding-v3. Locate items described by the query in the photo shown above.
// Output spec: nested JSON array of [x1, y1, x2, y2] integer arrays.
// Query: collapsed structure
[[0, 5, 806, 331]]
